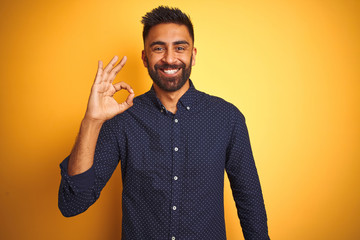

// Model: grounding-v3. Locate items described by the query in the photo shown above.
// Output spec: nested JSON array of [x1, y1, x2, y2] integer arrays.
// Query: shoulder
[[105, 91, 155, 126], [196, 89, 245, 121], [101, 93, 149, 128]]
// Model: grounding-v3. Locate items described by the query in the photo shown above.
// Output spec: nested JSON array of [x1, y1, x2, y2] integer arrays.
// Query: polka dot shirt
[[59, 80, 270, 240]]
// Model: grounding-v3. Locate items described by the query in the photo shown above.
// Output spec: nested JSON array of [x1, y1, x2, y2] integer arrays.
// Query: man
[[58, 6, 270, 240]]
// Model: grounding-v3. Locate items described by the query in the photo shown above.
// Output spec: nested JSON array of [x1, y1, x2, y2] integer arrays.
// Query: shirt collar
[[178, 79, 197, 111], [146, 79, 199, 112]]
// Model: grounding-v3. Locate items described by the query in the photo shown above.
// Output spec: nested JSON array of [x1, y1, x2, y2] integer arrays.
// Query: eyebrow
[[174, 40, 190, 45], [150, 41, 165, 47], [149, 40, 190, 47]]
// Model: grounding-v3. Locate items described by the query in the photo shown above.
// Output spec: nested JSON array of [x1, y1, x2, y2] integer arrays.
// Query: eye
[[176, 46, 185, 51], [153, 47, 164, 52]]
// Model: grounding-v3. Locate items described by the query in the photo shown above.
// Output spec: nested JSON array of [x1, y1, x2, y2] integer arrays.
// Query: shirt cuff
[[60, 156, 95, 192]]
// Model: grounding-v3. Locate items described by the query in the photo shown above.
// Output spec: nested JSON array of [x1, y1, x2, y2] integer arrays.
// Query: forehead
[[145, 23, 192, 46]]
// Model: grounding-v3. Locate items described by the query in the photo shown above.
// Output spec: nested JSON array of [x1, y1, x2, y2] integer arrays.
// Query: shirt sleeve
[[225, 108, 270, 240], [58, 119, 121, 217]]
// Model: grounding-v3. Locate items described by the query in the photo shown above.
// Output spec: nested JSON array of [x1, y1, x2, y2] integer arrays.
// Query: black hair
[[141, 6, 194, 43]]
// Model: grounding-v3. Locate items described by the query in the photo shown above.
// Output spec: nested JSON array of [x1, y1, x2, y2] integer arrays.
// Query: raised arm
[[68, 56, 134, 176], [59, 56, 134, 217]]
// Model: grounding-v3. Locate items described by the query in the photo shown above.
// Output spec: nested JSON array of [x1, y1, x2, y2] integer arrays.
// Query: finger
[[125, 91, 135, 106], [113, 81, 134, 94], [94, 60, 103, 84], [108, 56, 127, 83], [103, 56, 119, 81], [118, 92, 135, 112]]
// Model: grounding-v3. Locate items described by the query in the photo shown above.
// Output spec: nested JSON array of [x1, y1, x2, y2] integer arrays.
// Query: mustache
[[154, 63, 186, 70]]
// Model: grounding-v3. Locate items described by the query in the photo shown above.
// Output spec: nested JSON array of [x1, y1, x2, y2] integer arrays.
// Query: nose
[[162, 49, 176, 64]]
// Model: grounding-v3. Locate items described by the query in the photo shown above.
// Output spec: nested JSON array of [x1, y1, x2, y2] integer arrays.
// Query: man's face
[[142, 23, 197, 92]]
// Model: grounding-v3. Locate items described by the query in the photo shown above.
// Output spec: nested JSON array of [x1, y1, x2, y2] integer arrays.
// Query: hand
[[84, 56, 135, 122]]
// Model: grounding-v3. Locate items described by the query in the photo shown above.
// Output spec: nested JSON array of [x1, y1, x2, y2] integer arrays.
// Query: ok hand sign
[[84, 56, 135, 123]]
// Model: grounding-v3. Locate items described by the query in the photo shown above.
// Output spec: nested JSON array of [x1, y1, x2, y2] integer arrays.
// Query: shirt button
[[160, 109, 163, 113], [174, 176, 178, 180], [186, 106, 190, 110], [172, 237, 175, 240], [174, 119, 178, 123], [172, 206, 177, 210], [174, 147, 178, 152]]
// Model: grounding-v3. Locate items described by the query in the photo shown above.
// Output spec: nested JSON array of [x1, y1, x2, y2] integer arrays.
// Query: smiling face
[[142, 23, 197, 92]]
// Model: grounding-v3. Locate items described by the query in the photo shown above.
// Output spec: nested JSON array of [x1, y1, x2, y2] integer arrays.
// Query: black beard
[[146, 56, 192, 92]]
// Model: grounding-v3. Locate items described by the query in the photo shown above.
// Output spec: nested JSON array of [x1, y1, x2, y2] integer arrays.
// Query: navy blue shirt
[[58, 80, 269, 240]]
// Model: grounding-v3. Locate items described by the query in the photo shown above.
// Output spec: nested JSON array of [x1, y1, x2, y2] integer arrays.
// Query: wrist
[[81, 116, 104, 130]]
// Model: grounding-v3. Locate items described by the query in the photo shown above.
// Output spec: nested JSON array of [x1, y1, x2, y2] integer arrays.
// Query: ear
[[191, 47, 197, 66], [142, 50, 148, 68]]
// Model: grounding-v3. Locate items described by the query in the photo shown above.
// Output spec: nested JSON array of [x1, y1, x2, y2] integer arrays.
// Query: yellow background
[[1, 0, 359, 239]]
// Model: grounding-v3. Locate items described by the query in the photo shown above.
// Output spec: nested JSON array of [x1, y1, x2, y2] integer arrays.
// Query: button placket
[[170, 113, 182, 239]]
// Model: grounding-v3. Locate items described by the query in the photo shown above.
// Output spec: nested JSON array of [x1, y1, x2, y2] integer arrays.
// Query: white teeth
[[163, 69, 179, 74]]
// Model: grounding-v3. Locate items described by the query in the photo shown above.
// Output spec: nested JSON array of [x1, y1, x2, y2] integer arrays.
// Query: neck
[[153, 80, 190, 114]]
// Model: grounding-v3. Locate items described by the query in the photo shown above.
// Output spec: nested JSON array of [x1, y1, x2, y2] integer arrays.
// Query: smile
[[160, 68, 180, 75], [158, 67, 180, 75]]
